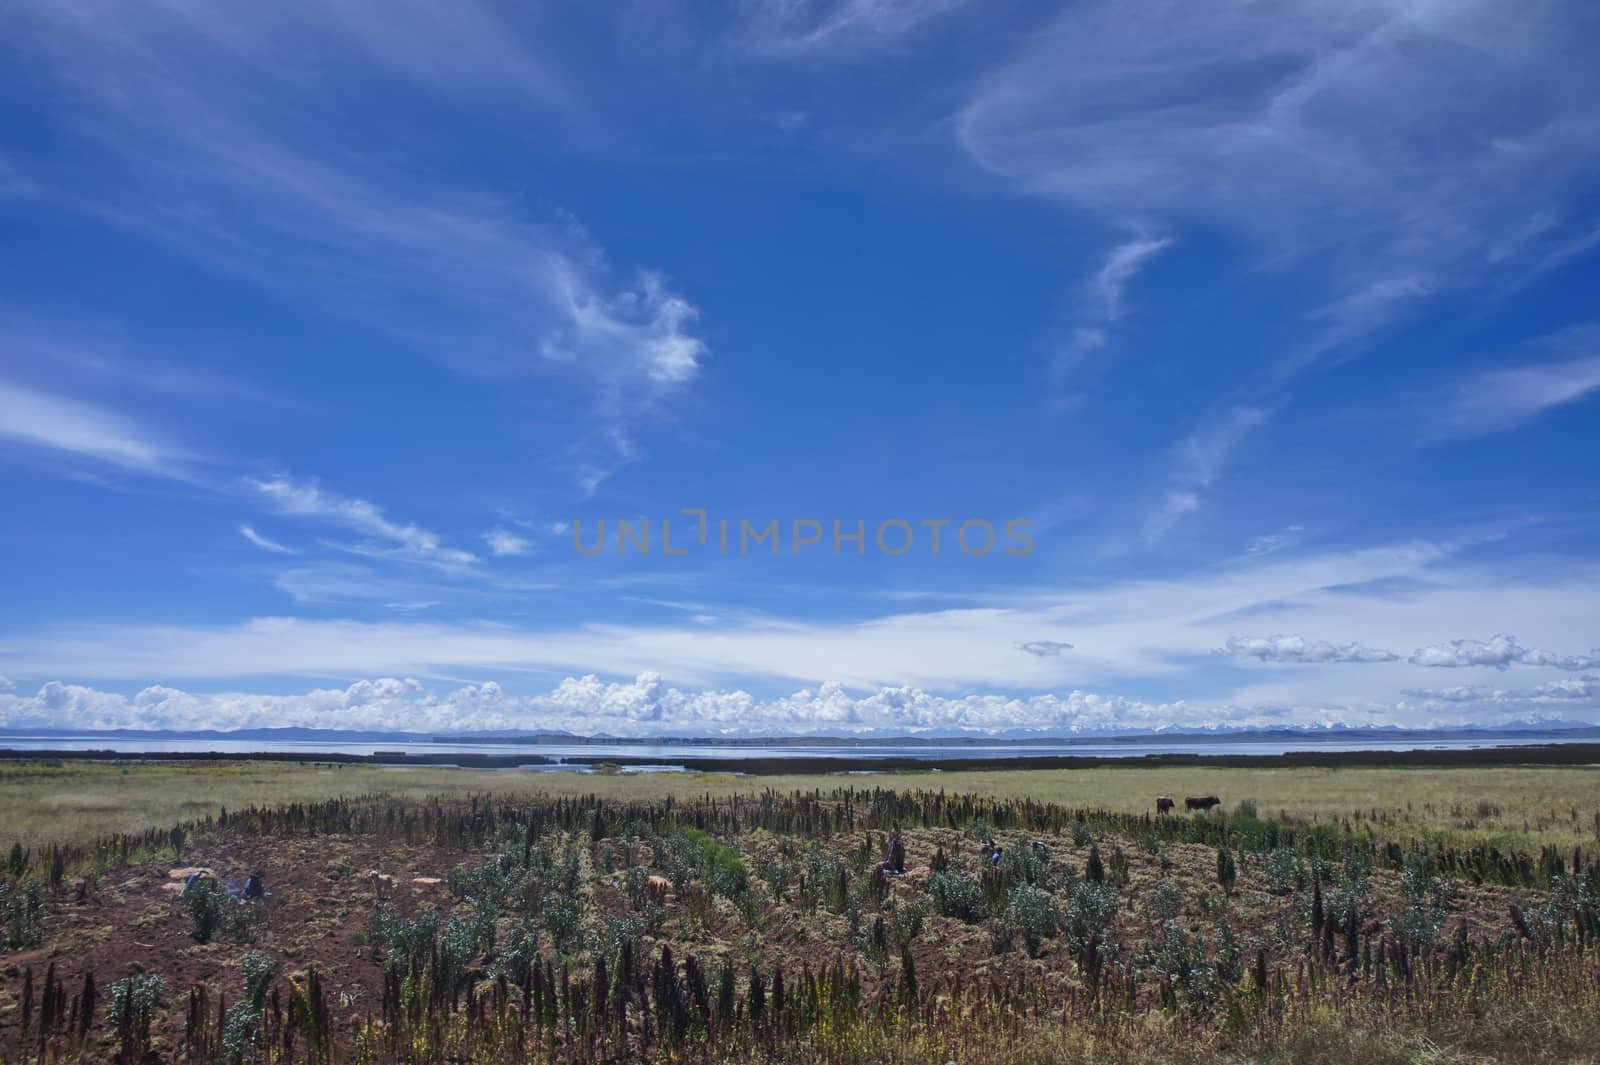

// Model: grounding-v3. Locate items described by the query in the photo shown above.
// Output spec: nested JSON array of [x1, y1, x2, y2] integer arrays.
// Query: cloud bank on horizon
[[1, 0, 1598, 735]]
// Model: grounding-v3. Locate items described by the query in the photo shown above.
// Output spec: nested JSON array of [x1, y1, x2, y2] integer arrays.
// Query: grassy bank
[[3, 758, 1598, 853]]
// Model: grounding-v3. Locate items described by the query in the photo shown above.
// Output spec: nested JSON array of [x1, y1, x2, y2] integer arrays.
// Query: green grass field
[[4, 757, 1598, 853]]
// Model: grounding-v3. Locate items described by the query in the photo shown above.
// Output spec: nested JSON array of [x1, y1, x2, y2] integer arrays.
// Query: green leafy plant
[[1009, 882, 1060, 957], [1067, 879, 1119, 953], [929, 871, 984, 923]]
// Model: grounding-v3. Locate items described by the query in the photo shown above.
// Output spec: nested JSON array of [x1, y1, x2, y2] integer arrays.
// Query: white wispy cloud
[[1058, 235, 1172, 374], [956, 1, 1600, 284], [1428, 328, 1600, 440], [4, 539, 1595, 717], [0, 315, 289, 407], [1220, 634, 1398, 664], [1143, 405, 1270, 540], [739, 0, 972, 54], [239, 525, 295, 555], [483, 528, 533, 557], [956, 0, 1600, 509], [251, 476, 477, 569], [12, 0, 707, 489], [1093, 237, 1172, 323], [0, 378, 188, 476], [1246, 526, 1306, 556]]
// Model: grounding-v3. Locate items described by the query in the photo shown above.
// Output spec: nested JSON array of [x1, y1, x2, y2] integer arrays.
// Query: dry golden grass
[[2, 758, 1598, 853]]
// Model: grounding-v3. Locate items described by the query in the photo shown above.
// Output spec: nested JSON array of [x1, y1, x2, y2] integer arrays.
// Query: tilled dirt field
[[0, 819, 1553, 1061]]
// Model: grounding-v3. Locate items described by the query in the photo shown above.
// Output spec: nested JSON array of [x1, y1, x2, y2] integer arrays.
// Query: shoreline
[[5, 741, 1600, 774]]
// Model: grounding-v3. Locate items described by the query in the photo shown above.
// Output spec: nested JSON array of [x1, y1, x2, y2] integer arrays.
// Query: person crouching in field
[[878, 831, 907, 875]]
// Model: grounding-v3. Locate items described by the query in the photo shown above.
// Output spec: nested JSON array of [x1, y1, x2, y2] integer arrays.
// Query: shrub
[[542, 892, 582, 952], [593, 911, 643, 964], [220, 952, 277, 1063], [107, 970, 165, 1059], [1214, 915, 1243, 985], [1328, 848, 1374, 918], [1139, 919, 1217, 1008], [1009, 882, 1060, 957], [1264, 848, 1306, 893], [891, 898, 927, 949], [674, 828, 749, 899], [1069, 821, 1093, 847], [1084, 844, 1105, 883], [368, 904, 442, 971], [438, 916, 486, 993], [1107, 846, 1131, 886], [184, 877, 228, 943], [625, 864, 650, 906], [1001, 842, 1052, 887], [496, 924, 539, 987], [1397, 851, 1457, 946], [1143, 878, 1183, 922], [1067, 879, 1118, 953], [0, 879, 45, 951], [929, 871, 984, 923], [107, 972, 165, 1030], [1217, 848, 1238, 894]]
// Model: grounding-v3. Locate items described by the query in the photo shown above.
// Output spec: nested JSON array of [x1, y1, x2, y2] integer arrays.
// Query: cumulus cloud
[[0, 673, 13, 691], [1408, 633, 1600, 671], [1399, 676, 1599, 710], [482, 529, 532, 557], [1399, 685, 1490, 703], [1220, 634, 1399, 664], [0, 674, 1284, 735], [1018, 640, 1072, 657], [3, 667, 1596, 736]]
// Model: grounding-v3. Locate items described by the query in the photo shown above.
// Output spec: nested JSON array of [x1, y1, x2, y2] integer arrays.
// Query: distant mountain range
[[2, 723, 1598, 745]]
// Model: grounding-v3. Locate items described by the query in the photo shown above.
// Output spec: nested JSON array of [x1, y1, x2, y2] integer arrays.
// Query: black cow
[[1155, 796, 1175, 814], [1184, 795, 1222, 812]]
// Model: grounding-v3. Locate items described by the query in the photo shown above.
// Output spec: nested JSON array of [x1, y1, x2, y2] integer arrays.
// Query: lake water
[[0, 734, 1570, 770]]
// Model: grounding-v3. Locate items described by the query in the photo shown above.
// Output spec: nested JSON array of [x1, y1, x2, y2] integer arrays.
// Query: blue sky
[[2, 0, 1599, 735]]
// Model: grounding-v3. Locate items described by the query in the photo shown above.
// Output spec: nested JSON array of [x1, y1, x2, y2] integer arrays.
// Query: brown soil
[[0, 824, 1548, 1060]]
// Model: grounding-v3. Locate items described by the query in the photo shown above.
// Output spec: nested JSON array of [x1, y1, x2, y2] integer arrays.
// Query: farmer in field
[[982, 838, 1004, 866], [878, 831, 907, 875], [242, 868, 267, 900]]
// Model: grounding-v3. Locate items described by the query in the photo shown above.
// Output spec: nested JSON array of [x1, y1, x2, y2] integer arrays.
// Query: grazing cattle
[[368, 870, 396, 903], [1156, 796, 1175, 815], [646, 874, 672, 904], [1185, 795, 1222, 812]]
